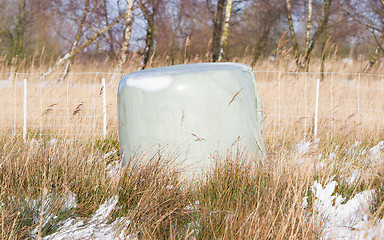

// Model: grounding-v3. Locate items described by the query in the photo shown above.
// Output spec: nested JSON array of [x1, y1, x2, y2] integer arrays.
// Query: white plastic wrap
[[118, 63, 265, 174]]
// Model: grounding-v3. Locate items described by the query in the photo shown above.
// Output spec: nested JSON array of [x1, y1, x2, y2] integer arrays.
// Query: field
[[2, 58, 384, 239]]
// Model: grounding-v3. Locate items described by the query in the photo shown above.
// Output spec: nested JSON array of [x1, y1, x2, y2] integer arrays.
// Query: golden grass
[[1, 132, 384, 239]]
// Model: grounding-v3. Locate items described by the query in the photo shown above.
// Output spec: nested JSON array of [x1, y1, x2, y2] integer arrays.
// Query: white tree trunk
[[304, 0, 313, 58], [115, 0, 135, 72], [218, 0, 233, 62]]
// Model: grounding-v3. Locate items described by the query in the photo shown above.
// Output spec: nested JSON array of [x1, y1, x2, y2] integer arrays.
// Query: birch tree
[[209, 0, 226, 62], [41, 11, 127, 80], [364, 33, 384, 72], [303, 0, 313, 63], [320, 0, 333, 81], [115, 0, 135, 72], [286, 0, 299, 63], [217, 0, 233, 62], [60, 0, 90, 81], [286, 0, 333, 71], [337, 0, 384, 72]]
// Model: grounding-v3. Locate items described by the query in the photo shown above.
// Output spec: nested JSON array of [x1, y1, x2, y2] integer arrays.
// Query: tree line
[[1, 0, 383, 73]]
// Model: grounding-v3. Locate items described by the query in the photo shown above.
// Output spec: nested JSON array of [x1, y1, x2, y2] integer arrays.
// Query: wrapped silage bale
[[117, 63, 265, 175]]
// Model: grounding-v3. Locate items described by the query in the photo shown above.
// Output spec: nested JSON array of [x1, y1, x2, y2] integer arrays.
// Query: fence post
[[23, 79, 27, 140], [357, 73, 361, 133], [278, 71, 281, 134], [102, 78, 107, 138], [13, 73, 18, 136], [304, 72, 308, 141], [314, 78, 320, 139], [331, 72, 333, 132]]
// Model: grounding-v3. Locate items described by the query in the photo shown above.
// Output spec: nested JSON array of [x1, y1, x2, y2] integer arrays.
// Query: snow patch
[[43, 196, 134, 240], [49, 139, 58, 148], [369, 141, 384, 161], [106, 161, 121, 178], [310, 180, 384, 239], [104, 149, 118, 159], [296, 139, 319, 156]]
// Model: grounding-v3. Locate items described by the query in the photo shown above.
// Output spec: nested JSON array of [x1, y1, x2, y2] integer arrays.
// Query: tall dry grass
[[1, 132, 384, 239]]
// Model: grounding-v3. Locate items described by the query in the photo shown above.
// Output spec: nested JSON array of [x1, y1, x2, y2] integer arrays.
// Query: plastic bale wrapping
[[117, 63, 266, 177]]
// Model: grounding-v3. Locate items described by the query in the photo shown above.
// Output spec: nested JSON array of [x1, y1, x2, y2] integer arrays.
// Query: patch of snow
[[296, 139, 319, 156], [106, 161, 121, 178], [43, 196, 135, 240], [49, 139, 58, 148], [345, 169, 361, 185], [302, 197, 308, 209], [30, 189, 78, 238], [296, 140, 312, 156], [62, 190, 77, 210], [104, 149, 118, 159], [328, 152, 336, 161], [184, 201, 200, 212], [310, 180, 384, 239], [369, 141, 384, 161]]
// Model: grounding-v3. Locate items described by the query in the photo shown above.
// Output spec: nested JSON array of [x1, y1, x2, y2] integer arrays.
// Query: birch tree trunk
[[286, 0, 299, 63], [364, 0, 384, 72], [320, 0, 333, 81], [304, 0, 313, 70], [217, 0, 233, 62], [115, 0, 135, 72], [211, 0, 226, 62], [364, 32, 384, 72]]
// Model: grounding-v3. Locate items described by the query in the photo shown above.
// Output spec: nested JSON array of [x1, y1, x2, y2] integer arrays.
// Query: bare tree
[[320, 0, 333, 81], [364, 32, 384, 72], [337, 0, 384, 72], [217, 0, 233, 62], [60, 0, 90, 80], [0, 0, 27, 65], [137, 0, 162, 69], [304, 0, 313, 61], [209, 0, 226, 62], [286, 0, 333, 72], [243, 0, 285, 66], [41, 11, 127, 79], [115, 0, 135, 71], [286, 0, 300, 62]]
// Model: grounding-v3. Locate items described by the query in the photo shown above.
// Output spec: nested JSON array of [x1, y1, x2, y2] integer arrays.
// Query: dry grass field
[[1, 58, 384, 239]]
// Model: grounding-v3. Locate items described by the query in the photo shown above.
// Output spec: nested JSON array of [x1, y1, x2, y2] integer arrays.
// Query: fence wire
[[1, 71, 383, 138]]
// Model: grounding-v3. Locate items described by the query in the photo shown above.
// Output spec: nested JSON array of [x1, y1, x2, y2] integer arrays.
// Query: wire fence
[[1, 71, 384, 139]]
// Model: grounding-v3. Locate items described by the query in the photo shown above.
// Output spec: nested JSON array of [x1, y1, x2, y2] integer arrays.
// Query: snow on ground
[[310, 180, 384, 239], [369, 141, 384, 162], [43, 196, 134, 240], [104, 149, 121, 178]]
